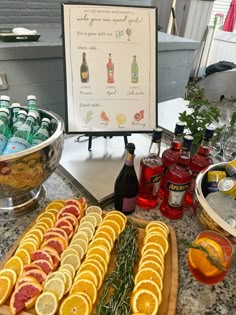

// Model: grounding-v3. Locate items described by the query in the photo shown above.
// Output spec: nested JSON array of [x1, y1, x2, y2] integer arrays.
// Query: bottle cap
[[152, 128, 163, 142], [42, 117, 50, 124], [182, 135, 193, 150], [27, 111, 38, 119], [174, 122, 185, 136], [0, 95, 10, 101], [18, 110, 27, 116], [27, 95, 36, 101], [204, 126, 215, 140], [11, 103, 21, 108], [126, 142, 135, 154], [0, 108, 10, 115]]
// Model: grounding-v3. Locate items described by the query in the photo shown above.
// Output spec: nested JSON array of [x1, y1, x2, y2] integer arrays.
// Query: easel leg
[[124, 136, 128, 146], [88, 136, 92, 151]]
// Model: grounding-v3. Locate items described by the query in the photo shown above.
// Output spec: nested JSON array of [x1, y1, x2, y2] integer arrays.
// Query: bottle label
[[122, 197, 136, 213], [0, 134, 8, 154], [150, 174, 162, 196], [81, 71, 88, 80], [32, 139, 43, 146], [3, 137, 30, 155], [167, 181, 191, 207]]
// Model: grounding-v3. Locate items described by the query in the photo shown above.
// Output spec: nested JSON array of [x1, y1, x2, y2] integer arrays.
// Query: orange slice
[[78, 262, 103, 289], [130, 288, 159, 315], [4, 256, 24, 277], [88, 237, 112, 252], [104, 213, 127, 231], [36, 211, 56, 224], [142, 249, 164, 264], [138, 260, 164, 279], [0, 268, 17, 285], [146, 226, 168, 238], [93, 231, 113, 248], [86, 245, 110, 264], [35, 291, 58, 315], [133, 279, 162, 304], [188, 237, 225, 277], [144, 233, 169, 255], [14, 248, 31, 265], [96, 225, 116, 242], [141, 242, 165, 258], [135, 267, 163, 290], [69, 278, 97, 304], [97, 220, 121, 236], [74, 269, 98, 288], [140, 254, 164, 270], [25, 228, 44, 243], [59, 293, 90, 315], [0, 276, 14, 305], [145, 221, 169, 235], [45, 201, 65, 212]]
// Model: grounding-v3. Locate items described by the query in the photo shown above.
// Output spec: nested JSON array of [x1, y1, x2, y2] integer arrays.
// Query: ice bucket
[[0, 108, 64, 220], [195, 162, 236, 243]]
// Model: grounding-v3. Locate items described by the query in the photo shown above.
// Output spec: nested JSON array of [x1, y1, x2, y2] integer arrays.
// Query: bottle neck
[[28, 99, 37, 110], [82, 54, 86, 63], [171, 133, 182, 151], [178, 148, 191, 167], [197, 138, 211, 156], [149, 140, 161, 156], [125, 152, 134, 166]]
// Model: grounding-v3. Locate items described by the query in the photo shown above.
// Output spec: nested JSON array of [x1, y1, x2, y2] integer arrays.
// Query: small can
[[207, 171, 226, 193], [225, 160, 236, 179], [218, 177, 236, 197]]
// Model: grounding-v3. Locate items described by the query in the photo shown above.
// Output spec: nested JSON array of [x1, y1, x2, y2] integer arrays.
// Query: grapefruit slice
[[33, 259, 54, 275], [42, 236, 68, 254], [60, 204, 81, 218], [23, 269, 47, 285], [45, 227, 68, 240], [31, 250, 53, 265], [10, 281, 42, 315]]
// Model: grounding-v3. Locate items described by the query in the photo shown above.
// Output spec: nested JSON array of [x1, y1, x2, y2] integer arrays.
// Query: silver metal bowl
[[0, 109, 64, 220], [195, 162, 236, 243]]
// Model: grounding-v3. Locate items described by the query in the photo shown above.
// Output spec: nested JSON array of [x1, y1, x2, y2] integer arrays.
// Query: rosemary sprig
[[96, 219, 139, 315], [183, 239, 226, 271]]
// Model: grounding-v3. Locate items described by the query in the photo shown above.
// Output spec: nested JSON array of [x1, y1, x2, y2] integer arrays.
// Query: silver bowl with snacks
[[0, 109, 64, 220], [195, 162, 236, 243]]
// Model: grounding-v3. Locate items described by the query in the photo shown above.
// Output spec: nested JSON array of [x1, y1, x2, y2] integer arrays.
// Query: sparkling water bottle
[[0, 108, 10, 154], [32, 117, 50, 146], [3, 112, 37, 155], [12, 110, 27, 134], [27, 95, 40, 133], [0, 95, 10, 109], [11, 103, 21, 125]]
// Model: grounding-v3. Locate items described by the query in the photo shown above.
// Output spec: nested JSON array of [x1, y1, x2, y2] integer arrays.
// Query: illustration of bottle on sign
[[107, 53, 114, 84], [80, 52, 89, 83], [131, 55, 138, 83]]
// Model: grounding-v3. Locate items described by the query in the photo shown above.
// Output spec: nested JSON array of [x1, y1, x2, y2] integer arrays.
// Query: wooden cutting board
[[0, 212, 178, 315]]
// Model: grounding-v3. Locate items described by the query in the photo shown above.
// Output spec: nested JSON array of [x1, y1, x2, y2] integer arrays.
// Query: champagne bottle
[[80, 52, 89, 83], [131, 55, 138, 83], [114, 143, 139, 214], [107, 53, 114, 83], [32, 117, 50, 146]]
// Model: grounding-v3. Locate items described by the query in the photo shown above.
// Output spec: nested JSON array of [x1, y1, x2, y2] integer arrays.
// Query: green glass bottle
[[0, 108, 10, 154], [32, 117, 50, 146], [0, 95, 10, 109], [12, 110, 27, 134], [3, 112, 37, 155], [131, 55, 138, 83], [27, 95, 40, 133], [80, 52, 89, 83], [11, 103, 21, 125]]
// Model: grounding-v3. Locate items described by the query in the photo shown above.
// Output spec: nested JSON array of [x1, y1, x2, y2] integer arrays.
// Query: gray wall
[[0, 0, 172, 32]]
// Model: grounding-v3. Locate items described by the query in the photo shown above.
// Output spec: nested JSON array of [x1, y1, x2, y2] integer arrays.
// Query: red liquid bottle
[[160, 135, 193, 219], [185, 126, 215, 207], [158, 122, 185, 199], [107, 53, 114, 83], [137, 128, 164, 209]]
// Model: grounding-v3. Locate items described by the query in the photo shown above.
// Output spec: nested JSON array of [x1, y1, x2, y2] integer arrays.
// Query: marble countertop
[[0, 166, 235, 315]]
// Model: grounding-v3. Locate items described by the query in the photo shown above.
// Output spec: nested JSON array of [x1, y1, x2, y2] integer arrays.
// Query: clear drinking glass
[[188, 230, 234, 285]]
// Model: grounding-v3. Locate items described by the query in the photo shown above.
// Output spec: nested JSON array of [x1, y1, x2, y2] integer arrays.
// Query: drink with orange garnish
[[187, 230, 233, 285]]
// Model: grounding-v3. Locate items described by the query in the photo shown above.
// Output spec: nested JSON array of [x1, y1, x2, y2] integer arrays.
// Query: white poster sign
[[62, 3, 157, 134]]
